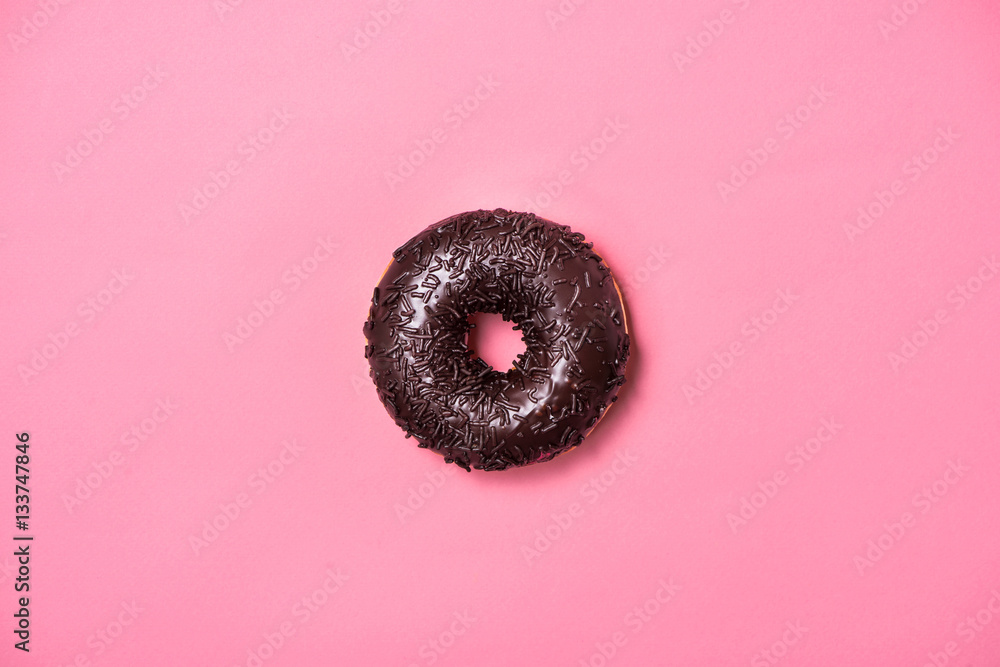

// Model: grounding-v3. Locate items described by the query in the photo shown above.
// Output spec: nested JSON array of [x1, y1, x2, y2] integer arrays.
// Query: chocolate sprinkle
[[363, 209, 630, 471]]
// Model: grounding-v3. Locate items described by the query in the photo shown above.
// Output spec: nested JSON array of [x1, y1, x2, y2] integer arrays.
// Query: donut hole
[[466, 312, 527, 372]]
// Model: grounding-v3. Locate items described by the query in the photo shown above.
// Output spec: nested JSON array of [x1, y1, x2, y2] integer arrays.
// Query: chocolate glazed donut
[[364, 209, 630, 471]]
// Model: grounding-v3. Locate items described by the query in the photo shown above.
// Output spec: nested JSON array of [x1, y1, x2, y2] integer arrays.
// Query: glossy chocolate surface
[[364, 209, 630, 471]]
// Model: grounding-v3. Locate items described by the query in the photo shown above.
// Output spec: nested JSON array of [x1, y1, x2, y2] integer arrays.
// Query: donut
[[363, 209, 630, 471]]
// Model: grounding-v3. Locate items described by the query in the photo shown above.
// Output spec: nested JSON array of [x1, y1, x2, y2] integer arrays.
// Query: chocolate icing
[[364, 209, 630, 471]]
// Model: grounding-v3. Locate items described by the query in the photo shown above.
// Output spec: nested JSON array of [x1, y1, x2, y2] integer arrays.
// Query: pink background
[[2, 1, 1000, 665]]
